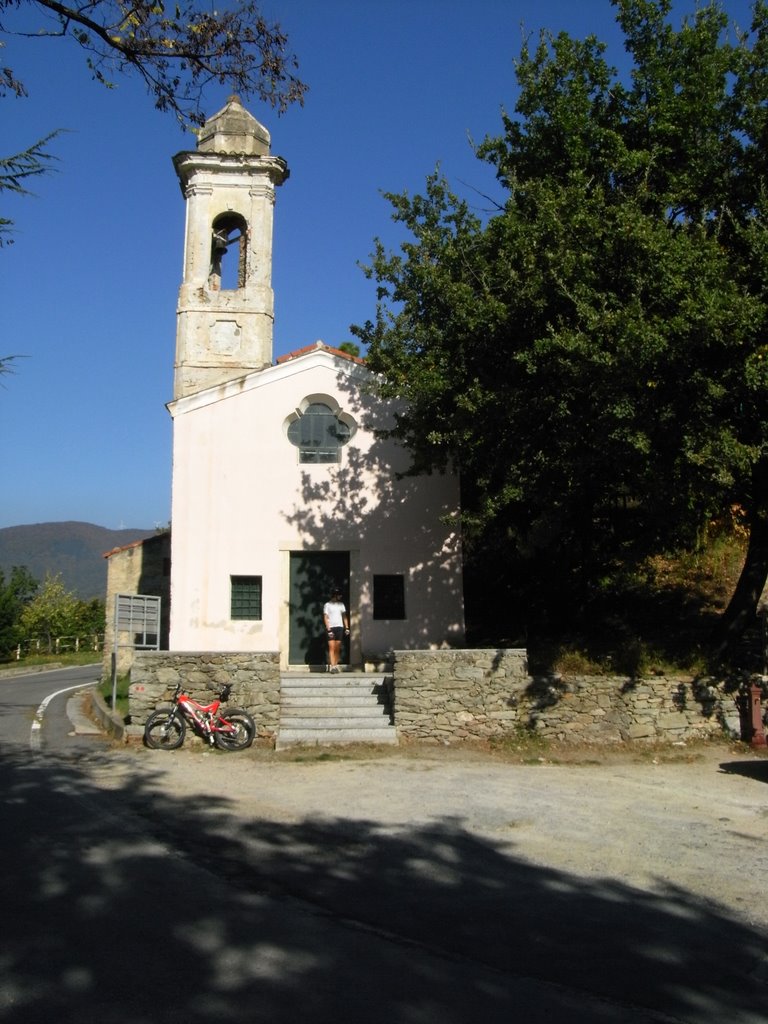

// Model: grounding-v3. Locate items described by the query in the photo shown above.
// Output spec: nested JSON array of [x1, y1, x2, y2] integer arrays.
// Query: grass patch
[[489, 723, 550, 762], [466, 514, 755, 677], [538, 639, 710, 679], [100, 674, 131, 721], [523, 527, 749, 678], [1, 651, 104, 670]]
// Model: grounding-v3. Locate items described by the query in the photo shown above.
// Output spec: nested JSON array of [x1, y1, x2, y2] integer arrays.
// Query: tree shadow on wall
[[1, 746, 767, 1023], [281, 368, 465, 651]]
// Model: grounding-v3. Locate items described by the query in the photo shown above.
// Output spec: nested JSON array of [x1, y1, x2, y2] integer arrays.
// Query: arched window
[[287, 402, 353, 463], [209, 213, 248, 290]]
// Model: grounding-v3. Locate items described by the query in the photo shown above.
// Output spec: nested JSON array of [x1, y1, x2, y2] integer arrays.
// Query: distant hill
[[0, 522, 156, 599]]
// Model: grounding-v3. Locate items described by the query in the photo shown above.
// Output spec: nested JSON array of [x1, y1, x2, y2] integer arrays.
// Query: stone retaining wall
[[129, 651, 280, 738], [393, 649, 743, 744], [127, 648, 748, 747], [394, 649, 527, 740]]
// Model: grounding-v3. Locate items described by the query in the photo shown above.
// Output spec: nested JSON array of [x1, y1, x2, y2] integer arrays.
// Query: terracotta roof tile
[[276, 340, 365, 366], [103, 538, 146, 559], [103, 533, 167, 559]]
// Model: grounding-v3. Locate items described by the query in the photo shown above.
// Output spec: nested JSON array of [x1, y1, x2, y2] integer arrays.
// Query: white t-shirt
[[323, 600, 346, 628]]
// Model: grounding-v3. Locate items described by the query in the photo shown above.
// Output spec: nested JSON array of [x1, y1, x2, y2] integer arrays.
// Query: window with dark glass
[[230, 575, 262, 620], [287, 403, 352, 463], [373, 574, 406, 619]]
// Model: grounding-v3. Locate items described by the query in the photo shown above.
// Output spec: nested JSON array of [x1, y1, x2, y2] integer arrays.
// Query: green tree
[[0, 131, 59, 247], [18, 572, 83, 653], [354, 0, 768, 650], [0, 565, 37, 657], [1, 0, 306, 125], [337, 341, 361, 358], [72, 597, 106, 639]]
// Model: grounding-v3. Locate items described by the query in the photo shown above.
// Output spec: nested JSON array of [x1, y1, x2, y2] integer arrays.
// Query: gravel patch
[[86, 735, 768, 932]]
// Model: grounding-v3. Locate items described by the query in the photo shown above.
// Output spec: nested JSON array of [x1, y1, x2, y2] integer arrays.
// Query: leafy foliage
[[1, 0, 306, 240], [337, 341, 361, 358], [0, 0, 306, 125], [18, 572, 105, 653], [0, 132, 60, 246], [0, 565, 37, 657], [354, 0, 768, 652]]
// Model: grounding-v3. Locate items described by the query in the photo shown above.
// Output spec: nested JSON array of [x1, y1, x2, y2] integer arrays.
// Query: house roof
[[103, 533, 168, 559], [277, 340, 365, 367], [103, 538, 146, 560], [168, 339, 370, 418]]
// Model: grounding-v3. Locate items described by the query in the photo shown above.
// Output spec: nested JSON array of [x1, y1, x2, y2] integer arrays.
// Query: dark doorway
[[289, 551, 350, 667]]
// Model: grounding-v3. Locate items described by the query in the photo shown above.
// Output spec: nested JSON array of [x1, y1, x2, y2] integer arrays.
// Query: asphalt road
[[1, 667, 767, 1023], [0, 664, 103, 753]]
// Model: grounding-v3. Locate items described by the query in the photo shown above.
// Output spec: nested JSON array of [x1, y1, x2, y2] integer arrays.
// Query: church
[[157, 96, 465, 671]]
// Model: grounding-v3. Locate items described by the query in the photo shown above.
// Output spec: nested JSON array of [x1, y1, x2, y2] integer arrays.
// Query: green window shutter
[[231, 575, 262, 620]]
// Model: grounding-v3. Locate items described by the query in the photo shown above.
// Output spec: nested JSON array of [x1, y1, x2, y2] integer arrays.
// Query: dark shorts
[[328, 627, 344, 642]]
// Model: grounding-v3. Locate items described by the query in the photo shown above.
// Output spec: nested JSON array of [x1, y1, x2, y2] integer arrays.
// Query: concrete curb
[[0, 663, 66, 679], [89, 688, 128, 741]]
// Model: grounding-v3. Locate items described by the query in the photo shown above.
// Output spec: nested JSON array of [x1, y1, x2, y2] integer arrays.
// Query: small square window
[[231, 575, 262, 620], [373, 574, 406, 620]]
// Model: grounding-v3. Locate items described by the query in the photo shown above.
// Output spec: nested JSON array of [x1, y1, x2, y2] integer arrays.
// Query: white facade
[[167, 98, 465, 668], [168, 344, 464, 666]]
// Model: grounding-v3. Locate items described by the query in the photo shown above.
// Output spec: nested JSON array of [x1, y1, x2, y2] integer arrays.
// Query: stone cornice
[[173, 150, 289, 196]]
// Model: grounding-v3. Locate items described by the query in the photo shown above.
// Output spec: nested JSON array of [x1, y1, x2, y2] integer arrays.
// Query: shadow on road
[[719, 759, 768, 784], [1, 746, 766, 1023]]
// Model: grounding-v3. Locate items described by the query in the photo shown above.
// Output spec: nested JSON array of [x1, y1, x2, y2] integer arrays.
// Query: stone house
[[102, 532, 171, 676]]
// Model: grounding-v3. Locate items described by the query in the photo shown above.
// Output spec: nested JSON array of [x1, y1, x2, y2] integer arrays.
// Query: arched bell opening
[[209, 212, 248, 291]]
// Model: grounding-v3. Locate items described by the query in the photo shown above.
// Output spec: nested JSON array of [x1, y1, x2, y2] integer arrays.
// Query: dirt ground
[[88, 733, 768, 938]]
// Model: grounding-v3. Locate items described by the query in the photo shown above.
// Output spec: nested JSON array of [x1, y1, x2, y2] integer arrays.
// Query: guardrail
[[15, 635, 105, 659]]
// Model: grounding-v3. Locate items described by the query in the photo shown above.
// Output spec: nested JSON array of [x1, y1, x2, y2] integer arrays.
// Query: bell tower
[[172, 96, 289, 399]]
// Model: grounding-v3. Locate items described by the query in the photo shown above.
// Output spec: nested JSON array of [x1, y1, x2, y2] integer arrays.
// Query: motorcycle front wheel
[[214, 708, 255, 751], [144, 710, 186, 750]]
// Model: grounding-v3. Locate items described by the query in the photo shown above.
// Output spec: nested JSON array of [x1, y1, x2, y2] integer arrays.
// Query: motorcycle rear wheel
[[214, 708, 255, 751], [144, 710, 186, 750]]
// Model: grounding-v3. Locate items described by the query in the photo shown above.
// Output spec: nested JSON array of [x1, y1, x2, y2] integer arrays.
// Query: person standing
[[323, 588, 349, 673]]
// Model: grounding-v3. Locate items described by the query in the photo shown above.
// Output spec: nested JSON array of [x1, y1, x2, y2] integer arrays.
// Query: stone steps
[[277, 672, 397, 749], [282, 694, 378, 706], [282, 704, 387, 717]]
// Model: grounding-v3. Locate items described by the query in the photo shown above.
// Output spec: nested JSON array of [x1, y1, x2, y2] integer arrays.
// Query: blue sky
[[1, 0, 755, 530]]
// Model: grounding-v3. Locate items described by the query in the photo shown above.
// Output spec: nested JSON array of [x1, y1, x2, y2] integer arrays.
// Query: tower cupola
[[172, 96, 289, 399], [196, 94, 271, 155]]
